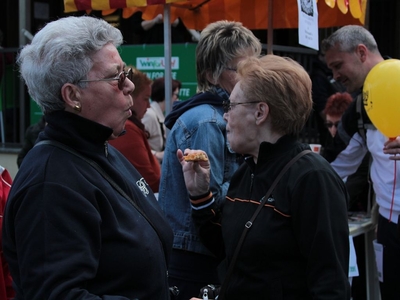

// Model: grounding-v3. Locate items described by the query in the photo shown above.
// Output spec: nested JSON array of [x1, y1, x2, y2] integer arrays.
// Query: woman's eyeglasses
[[222, 100, 261, 113], [79, 68, 133, 91], [325, 121, 340, 128]]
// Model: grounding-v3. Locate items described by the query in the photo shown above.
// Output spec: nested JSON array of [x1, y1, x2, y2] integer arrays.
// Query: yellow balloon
[[363, 59, 400, 138]]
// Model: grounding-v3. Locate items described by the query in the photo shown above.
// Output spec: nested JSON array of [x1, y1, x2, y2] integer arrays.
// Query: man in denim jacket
[[157, 21, 261, 300]]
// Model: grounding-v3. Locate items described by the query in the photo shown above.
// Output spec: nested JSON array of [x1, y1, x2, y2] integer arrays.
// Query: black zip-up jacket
[[3, 111, 173, 300], [192, 135, 350, 299]]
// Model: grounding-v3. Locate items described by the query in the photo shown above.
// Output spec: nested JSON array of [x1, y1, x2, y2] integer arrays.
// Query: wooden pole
[[267, 0, 273, 54]]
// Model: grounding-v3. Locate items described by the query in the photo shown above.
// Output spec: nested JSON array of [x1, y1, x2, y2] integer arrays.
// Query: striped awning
[[64, 0, 367, 30], [64, 0, 185, 12]]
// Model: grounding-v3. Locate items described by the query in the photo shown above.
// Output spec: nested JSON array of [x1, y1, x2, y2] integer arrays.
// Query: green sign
[[119, 44, 198, 101], [30, 98, 43, 125], [0, 65, 19, 110]]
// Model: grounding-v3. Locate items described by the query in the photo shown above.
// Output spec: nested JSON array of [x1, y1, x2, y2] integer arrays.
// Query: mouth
[[128, 95, 133, 108]]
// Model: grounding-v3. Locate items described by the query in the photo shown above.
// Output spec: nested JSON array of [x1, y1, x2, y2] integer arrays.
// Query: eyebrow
[[112, 63, 126, 72], [327, 59, 341, 67], [104, 64, 126, 77]]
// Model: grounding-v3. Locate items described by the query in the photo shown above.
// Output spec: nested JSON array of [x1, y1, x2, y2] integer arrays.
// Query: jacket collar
[[244, 135, 299, 170], [42, 110, 114, 156]]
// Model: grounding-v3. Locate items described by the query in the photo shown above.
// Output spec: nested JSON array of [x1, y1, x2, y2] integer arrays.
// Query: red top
[[0, 167, 15, 300], [109, 120, 161, 193]]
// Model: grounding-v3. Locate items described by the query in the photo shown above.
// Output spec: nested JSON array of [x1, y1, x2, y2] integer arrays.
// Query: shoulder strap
[[218, 149, 312, 300], [34, 140, 164, 249]]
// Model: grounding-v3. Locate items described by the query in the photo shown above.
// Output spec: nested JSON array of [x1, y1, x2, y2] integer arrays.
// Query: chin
[[109, 128, 126, 140], [108, 133, 119, 140], [229, 142, 239, 153]]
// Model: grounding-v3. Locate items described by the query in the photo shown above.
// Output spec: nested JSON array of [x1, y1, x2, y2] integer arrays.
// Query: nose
[[332, 70, 340, 82], [125, 78, 135, 95], [330, 126, 337, 137], [223, 112, 228, 122]]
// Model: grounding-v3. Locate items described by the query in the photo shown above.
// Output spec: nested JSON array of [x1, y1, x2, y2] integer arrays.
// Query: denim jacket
[[158, 92, 239, 256]]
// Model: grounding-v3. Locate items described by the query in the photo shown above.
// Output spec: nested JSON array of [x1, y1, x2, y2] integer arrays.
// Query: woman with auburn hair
[[180, 55, 350, 300], [322, 92, 353, 162], [109, 67, 161, 193]]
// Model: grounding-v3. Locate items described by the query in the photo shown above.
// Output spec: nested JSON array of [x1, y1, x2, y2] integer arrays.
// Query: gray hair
[[196, 20, 262, 92], [321, 25, 380, 54], [18, 16, 123, 114]]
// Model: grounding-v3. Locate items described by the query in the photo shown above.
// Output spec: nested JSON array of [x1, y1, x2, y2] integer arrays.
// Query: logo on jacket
[[266, 196, 275, 204], [260, 195, 275, 205], [136, 178, 149, 197]]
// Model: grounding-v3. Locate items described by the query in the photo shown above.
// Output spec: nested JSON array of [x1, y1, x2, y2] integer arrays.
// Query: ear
[[61, 83, 82, 112], [255, 102, 269, 125], [356, 44, 368, 62], [205, 70, 217, 85]]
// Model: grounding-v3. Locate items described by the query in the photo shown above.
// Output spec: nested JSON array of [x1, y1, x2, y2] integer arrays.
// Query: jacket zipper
[[250, 173, 254, 194]]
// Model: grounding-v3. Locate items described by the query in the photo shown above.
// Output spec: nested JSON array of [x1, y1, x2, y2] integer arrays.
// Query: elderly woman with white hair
[[180, 55, 351, 300], [2, 16, 173, 299]]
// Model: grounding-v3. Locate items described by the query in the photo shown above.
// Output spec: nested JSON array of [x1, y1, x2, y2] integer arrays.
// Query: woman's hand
[[383, 136, 400, 160], [177, 149, 210, 196]]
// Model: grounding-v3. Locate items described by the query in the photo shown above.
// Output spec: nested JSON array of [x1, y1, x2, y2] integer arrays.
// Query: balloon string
[[389, 159, 397, 222]]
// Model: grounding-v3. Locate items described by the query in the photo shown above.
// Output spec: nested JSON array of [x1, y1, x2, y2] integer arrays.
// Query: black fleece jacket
[[3, 111, 173, 300], [192, 135, 350, 300]]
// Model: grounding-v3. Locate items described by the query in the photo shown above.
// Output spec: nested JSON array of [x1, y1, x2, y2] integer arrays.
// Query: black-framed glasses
[[79, 68, 132, 91], [223, 100, 261, 113], [325, 121, 340, 128]]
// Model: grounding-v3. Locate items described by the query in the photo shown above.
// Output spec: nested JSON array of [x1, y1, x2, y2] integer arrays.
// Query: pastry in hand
[[183, 151, 208, 162]]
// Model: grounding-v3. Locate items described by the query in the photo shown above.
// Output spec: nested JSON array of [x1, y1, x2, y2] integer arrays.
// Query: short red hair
[[323, 92, 353, 118]]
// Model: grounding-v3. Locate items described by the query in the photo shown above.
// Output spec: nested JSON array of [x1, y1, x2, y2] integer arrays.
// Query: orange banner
[[63, 0, 366, 30]]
